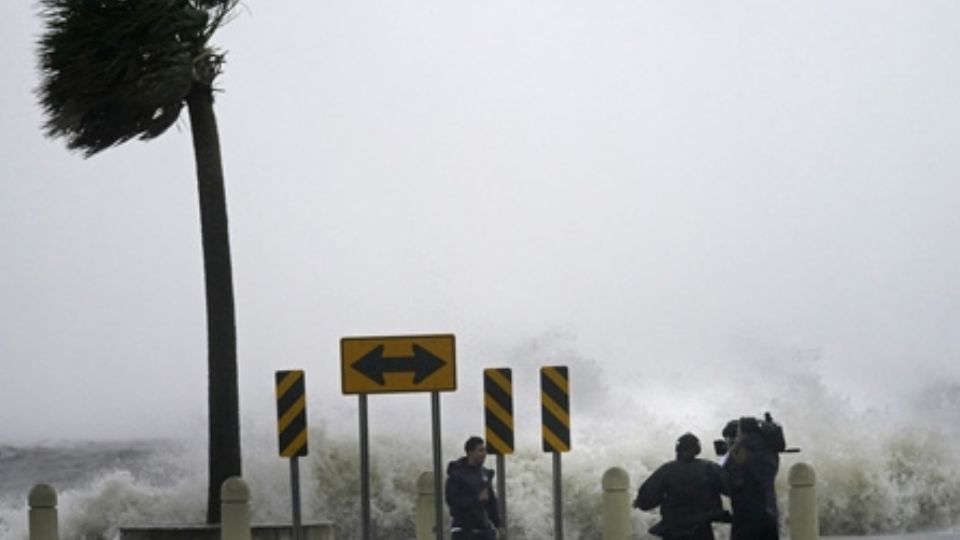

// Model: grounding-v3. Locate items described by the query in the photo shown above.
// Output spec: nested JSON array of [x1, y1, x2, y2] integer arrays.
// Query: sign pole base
[[497, 454, 506, 533], [290, 456, 303, 540], [360, 394, 371, 540], [553, 452, 563, 540], [432, 391, 444, 540]]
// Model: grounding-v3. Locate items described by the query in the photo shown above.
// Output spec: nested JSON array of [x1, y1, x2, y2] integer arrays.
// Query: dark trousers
[[731, 516, 778, 540], [663, 523, 716, 540], [452, 529, 495, 540]]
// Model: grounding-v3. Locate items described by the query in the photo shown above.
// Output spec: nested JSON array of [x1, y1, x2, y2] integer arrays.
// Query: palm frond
[[36, 0, 237, 156]]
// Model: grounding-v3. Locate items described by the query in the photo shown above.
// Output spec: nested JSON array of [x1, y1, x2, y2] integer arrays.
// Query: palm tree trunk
[[186, 83, 242, 524]]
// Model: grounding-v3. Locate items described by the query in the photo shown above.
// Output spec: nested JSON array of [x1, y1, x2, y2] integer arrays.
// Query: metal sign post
[[341, 334, 457, 540], [484, 367, 514, 533], [540, 366, 570, 540], [359, 394, 371, 540], [552, 452, 562, 540], [275, 370, 309, 540], [497, 454, 506, 531], [290, 456, 303, 540], [431, 391, 444, 540]]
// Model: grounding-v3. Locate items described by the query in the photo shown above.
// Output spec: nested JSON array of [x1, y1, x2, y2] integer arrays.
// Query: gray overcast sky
[[2, 1, 959, 443]]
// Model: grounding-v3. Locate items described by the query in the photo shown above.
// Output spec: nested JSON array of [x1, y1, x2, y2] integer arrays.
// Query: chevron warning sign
[[484, 368, 514, 455], [540, 365, 570, 453], [276, 370, 308, 457]]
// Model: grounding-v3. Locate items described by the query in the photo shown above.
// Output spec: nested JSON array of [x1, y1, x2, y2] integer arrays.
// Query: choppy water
[[2, 359, 959, 539]]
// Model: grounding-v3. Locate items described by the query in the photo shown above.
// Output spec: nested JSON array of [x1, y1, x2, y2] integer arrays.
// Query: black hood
[[447, 456, 470, 475], [447, 456, 494, 479]]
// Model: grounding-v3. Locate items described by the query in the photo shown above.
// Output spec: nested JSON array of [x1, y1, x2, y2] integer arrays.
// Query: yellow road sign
[[276, 370, 308, 457], [484, 368, 514, 455], [541, 365, 570, 453], [341, 334, 456, 394]]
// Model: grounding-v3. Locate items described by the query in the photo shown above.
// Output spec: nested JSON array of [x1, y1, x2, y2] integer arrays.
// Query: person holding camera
[[714, 420, 740, 466], [633, 432, 731, 540], [722, 414, 786, 540]]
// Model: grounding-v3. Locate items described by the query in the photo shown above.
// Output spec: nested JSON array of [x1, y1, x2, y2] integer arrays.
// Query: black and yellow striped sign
[[276, 370, 308, 458], [484, 368, 514, 455], [541, 365, 570, 453]]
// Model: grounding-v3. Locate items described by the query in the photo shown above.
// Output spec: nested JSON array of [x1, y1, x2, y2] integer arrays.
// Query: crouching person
[[634, 433, 731, 540]]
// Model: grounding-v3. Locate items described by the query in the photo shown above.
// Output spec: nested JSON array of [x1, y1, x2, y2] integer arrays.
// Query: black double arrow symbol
[[351, 344, 445, 385]]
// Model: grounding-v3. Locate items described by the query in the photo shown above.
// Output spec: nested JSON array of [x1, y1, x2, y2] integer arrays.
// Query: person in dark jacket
[[723, 415, 785, 540], [634, 433, 731, 540], [715, 419, 740, 466], [445, 436, 503, 539]]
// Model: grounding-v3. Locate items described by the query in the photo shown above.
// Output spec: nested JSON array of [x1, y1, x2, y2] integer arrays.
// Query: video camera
[[713, 412, 799, 457]]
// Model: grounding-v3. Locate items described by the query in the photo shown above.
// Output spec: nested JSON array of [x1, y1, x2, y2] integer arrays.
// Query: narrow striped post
[[484, 368, 514, 455], [276, 370, 309, 458], [276, 370, 308, 540], [541, 366, 570, 453], [484, 367, 513, 531], [541, 365, 570, 540]]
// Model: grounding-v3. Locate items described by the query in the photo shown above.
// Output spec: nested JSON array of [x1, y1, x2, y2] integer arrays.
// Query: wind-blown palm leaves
[[37, 0, 242, 524], [37, 0, 237, 155]]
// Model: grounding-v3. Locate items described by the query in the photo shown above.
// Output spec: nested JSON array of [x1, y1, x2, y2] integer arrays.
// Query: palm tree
[[37, 0, 242, 523]]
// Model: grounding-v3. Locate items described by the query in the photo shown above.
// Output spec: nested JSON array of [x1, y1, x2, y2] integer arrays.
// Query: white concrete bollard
[[415, 471, 436, 540], [29, 484, 59, 540], [601, 467, 632, 540], [788, 462, 819, 540], [220, 476, 251, 540]]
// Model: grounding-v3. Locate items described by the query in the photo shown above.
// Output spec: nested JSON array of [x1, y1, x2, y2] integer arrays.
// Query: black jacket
[[444, 457, 501, 530], [635, 454, 729, 539], [723, 430, 781, 540]]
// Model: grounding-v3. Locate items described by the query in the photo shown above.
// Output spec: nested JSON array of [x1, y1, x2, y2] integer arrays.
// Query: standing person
[[633, 433, 731, 540], [445, 436, 504, 539], [714, 420, 740, 466], [723, 415, 785, 540]]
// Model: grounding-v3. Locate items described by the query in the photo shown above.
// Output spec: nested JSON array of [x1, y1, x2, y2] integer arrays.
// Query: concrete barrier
[[601, 467, 631, 540], [221, 476, 251, 540], [788, 462, 819, 540], [118, 523, 334, 539], [119, 477, 334, 539], [26, 477, 333, 540], [27, 463, 820, 540], [29, 484, 58, 540], [415, 471, 436, 540]]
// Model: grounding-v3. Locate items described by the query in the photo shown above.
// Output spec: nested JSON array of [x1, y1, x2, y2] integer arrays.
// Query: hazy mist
[[2, 1, 959, 445]]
